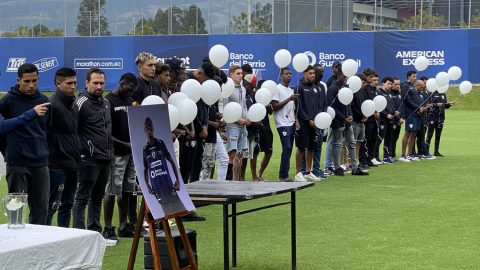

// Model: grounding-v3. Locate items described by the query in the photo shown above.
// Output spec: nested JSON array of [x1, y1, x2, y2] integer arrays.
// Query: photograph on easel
[[127, 104, 195, 220]]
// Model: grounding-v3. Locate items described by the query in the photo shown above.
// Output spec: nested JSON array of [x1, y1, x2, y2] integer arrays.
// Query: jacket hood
[[9, 84, 42, 99]]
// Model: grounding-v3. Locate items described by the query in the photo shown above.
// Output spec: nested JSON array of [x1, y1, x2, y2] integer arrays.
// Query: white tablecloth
[[0, 224, 106, 270]]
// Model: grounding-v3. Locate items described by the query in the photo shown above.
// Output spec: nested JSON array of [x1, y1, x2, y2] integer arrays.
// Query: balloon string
[[404, 91, 436, 120], [453, 95, 461, 102]]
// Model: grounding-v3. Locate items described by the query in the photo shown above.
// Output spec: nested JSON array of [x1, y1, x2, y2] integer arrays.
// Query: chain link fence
[[0, 0, 479, 37]]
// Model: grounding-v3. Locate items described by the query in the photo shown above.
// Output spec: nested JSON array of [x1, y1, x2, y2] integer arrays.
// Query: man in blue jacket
[[46, 67, 80, 228], [389, 77, 404, 161], [0, 63, 51, 225], [400, 80, 426, 161], [374, 77, 397, 164]]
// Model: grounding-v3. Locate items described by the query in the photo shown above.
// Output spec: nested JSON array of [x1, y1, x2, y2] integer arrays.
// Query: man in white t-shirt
[[271, 68, 299, 182]]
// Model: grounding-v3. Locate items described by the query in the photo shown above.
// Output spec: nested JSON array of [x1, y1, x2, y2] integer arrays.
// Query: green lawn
[[1, 109, 479, 269]]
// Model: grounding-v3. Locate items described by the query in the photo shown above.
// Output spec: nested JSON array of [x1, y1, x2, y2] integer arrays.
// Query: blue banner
[[209, 34, 289, 81], [64, 36, 134, 90], [468, 29, 480, 82], [0, 37, 64, 91], [133, 35, 208, 72], [374, 30, 468, 83]]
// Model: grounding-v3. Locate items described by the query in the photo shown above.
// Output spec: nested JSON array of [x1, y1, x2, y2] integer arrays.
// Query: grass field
[[1, 108, 479, 269]]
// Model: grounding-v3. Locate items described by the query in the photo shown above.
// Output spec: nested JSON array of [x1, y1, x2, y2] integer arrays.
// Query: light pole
[[98, 0, 101, 36]]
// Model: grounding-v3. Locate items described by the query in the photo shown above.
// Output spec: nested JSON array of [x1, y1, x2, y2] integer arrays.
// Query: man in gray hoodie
[[224, 65, 250, 180]]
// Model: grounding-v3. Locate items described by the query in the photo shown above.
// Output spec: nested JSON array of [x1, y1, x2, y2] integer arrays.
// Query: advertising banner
[[0, 37, 64, 91], [287, 32, 375, 84], [64, 36, 134, 90], [468, 29, 480, 82], [209, 34, 289, 81], [133, 35, 208, 71], [374, 30, 469, 83]]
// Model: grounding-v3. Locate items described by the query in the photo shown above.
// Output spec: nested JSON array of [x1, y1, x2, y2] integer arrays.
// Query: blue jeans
[[277, 124, 295, 179], [324, 128, 342, 169], [46, 167, 78, 227], [301, 131, 324, 175]]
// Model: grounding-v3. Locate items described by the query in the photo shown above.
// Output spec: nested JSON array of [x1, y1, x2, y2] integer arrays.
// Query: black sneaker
[[358, 163, 370, 170], [333, 168, 344, 176], [434, 152, 444, 157], [366, 159, 378, 167], [323, 167, 334, 176], [181, 212, 206, 222], [102, 226, 119, 246], [130, 222, 149, 237], [352, 168, 369, 176], [118, 225, 135, 238]]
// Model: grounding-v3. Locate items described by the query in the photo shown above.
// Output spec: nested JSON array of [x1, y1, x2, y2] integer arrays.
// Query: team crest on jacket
[[282, 132, 287, 136], [409, 124, 413, 128], [380, 125, 384, 129], [442, 96, 445, 100], [151, 150, 156, 159], [313, 88, 317, 93], [431, 121, 434, 124]]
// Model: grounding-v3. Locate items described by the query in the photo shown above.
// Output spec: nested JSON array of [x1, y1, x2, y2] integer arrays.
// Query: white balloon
[[221, 78, 235, 98], [142, 95, 165, 105], [168, 92, 188, 107], [361, 100, 376, 117], [448, 66, 462, 81], [247, 103, 267, 122], [426, 78, 438, 93], [261, 80, 278, 97], [209, 44, 229, 67], [292, 53, 309, 73], [223, 102, 242, 123], [327, 106, 336, 120], [414, 56, 429, 71], [201, 79, 222, 105], [255, 88, 272, 106], [342, 59, 358, 77], [168, 104, 180, 131], [373, 95, 387, 112], [459, 81, 472, 94], [274, 49, 292, 68], [437, 84, 449, 94], [338, 88, 353, 105], [181, 79, 202, 103], [347, 76, 362, 93], [176, 99, 198, 125], [435, 72, 450, 87], [314, 112, 332, 129]]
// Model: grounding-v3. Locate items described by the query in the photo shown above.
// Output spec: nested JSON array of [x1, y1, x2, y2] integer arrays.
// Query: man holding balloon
[[426, 92, 455, 157]]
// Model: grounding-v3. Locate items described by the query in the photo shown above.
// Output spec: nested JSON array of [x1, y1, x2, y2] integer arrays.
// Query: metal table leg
[[291, 192, 296, 270], [232, 203, 237, 267], [223, 204, 229, 270]]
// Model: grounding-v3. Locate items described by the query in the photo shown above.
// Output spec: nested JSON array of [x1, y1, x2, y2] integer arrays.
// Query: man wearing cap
[[242, 64, 254, 81], [132, 52, 164, 105], [326, 61, 342, 88]]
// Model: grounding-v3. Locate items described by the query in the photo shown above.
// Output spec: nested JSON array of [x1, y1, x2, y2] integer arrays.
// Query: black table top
[[185, 180, 314, 201]]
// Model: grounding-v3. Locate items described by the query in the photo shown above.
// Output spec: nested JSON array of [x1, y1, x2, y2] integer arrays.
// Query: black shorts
[[258, 128, 273, 154], [295, 124, 317, 150]]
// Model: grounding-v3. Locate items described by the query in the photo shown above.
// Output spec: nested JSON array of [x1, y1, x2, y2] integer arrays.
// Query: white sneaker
[[304, 172, 321, 182], [392, 156, 400, 162], [398, 156, 411, 162], [294, 172, 307, 182], [408, 155, 420, 161], [105, 239, 118, 246], [371, 158, 382, 165]]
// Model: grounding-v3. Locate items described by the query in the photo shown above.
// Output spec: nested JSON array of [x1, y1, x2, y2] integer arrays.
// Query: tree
[[180, 4, 207, 34], [135, 18, 156, 35], [76, 0, 111, 36], [312, 23, 329, 32], [356, 22, 373, 31], [30, 23, 50, 37], [459, 9, 480, 28], [230, 2, 272, 34], [399, 10, 448, 30], [1, 31, 19, 38]]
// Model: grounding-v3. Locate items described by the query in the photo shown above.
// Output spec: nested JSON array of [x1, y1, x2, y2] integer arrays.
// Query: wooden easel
[[127, 197, 198, 270]]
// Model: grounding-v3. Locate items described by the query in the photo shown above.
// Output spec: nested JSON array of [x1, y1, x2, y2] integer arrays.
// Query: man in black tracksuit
[[294, 65, 327, 182], [46, 67, 80, 228], [72, 68, 113, 232], [374, 77, 396, 164], [326, 61, 341, 88], [359, 68, 379, 167], [415, 84, 433, 158], [427, 91, 454, 157], [350, 73, 369, 169], [389, 77, 403, 160], [0, 63, 51, 225]]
